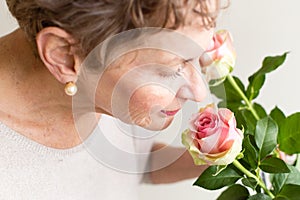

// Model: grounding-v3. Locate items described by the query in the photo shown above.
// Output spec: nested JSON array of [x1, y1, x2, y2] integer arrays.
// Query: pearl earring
[[64, 81, 77, 96]]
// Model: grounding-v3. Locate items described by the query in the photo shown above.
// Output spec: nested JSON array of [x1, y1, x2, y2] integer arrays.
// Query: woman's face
[[94, 25, 214, 131]]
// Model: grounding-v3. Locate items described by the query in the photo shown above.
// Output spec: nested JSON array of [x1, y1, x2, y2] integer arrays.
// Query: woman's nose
[[176, 62, 207, 102]]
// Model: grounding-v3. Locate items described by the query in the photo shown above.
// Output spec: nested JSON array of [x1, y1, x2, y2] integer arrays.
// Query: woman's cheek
[[128, 95, 151, 127], [128, 85, 175, 126], [129, 85, 175, 111]]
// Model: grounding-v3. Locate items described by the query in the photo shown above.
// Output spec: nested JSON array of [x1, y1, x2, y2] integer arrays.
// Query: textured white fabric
[[0, 114, 154, 200]]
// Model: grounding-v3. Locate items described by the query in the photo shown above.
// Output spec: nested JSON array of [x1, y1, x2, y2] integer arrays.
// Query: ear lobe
[[36, 27, 80, 83]]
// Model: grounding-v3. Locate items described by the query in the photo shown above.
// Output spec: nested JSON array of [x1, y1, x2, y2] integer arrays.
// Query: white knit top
[[0, 114, 154, 200]]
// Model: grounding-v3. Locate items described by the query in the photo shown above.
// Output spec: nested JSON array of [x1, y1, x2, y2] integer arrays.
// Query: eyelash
[[159, 61, 186, 79]]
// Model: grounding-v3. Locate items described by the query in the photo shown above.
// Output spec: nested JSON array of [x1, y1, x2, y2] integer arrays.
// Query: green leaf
[[243, 135, 258, 169], [217, 184, 249, 200], [241, 103, 267, 134], [247, 193, 272, 200], [241, 177, 257, 190], [218, 101, 242, 110], [260, 157, 290, 173], [270, 106, 286, 126], [256, 52, 288, 74], [274, 184, 300, 200], [210, 76, 246, 102], [255, 185, 262, 194], [272, 166, 300, 195], [253, 103, 267, 118], [255, 117, 278, 160], [214, 165, 228, 176], [242, 109, 257, 133], [278, 113, 300, 154], [246, 74, 265, 101], [193, 165, 242, 190], [246, 52, 288, 100]]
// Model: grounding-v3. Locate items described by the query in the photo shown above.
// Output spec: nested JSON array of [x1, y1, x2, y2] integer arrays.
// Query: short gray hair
[[6, 0, 225, 57]]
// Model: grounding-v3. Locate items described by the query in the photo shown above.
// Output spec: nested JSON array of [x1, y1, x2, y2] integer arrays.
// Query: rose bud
[[199, 30, 236, 86]]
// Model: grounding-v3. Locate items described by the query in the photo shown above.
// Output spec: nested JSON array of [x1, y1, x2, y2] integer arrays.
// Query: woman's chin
[[137, 116, 174, 131]]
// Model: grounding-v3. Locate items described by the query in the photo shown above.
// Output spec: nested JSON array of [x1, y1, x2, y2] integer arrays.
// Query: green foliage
[[259, 157, 290, 173], [242, 135, 258, 169], [217, 185, 249, 200], [254, 117, 278, 160], [246, 53, 288, 100], [241, 177, 258, 190], [193, 165, 242, 190], [214, 165, 229, 176], [211, 76, 246, 127], [194, 52, 300, 200], [274, 184, 300, 200], [241, 109, 257, 133], [271, 166, 300, 195], [247, 194, 273, 200], [278, 113, 300, 154], [253, 103, 267, 118], [270, 106, 286, 126], [210, 76, 246, 103]]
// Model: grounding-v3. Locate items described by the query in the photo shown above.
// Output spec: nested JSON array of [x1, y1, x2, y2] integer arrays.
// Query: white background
[[1, 0, 300, 199]]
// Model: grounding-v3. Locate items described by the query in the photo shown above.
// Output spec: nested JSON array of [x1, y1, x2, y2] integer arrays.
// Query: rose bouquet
[[182, 30, 300, 199]]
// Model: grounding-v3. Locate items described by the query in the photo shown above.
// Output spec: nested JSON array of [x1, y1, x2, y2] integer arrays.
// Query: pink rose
[[182, 105, 243, 165], [199, 30, 236, 86]]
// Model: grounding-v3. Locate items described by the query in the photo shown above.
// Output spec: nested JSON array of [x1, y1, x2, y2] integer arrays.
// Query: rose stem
[[232, 160, 275, 198], [226, 74, 260, 120], [227, 74, 270, 184]]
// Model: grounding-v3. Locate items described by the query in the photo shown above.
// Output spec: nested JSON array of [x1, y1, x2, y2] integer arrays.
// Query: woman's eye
[[159, 63, 185, 79]]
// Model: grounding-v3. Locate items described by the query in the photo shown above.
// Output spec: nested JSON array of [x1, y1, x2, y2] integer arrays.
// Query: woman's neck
[[0, 28, 84, 149]]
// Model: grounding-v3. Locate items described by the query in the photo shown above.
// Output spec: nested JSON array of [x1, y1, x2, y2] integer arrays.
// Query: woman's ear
[[36, 27, 82, 84]]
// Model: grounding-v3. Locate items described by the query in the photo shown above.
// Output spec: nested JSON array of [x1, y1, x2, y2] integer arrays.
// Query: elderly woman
[[0, 0, 221, 199]]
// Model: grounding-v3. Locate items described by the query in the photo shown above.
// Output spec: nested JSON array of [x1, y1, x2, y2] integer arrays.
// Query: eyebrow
[[166, 58, 195, 70], [166, 57, 194, 66], [185, 58, 195, 62]]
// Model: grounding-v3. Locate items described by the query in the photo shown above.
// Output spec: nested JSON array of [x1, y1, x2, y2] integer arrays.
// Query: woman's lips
[[161, 109, 180, 116]]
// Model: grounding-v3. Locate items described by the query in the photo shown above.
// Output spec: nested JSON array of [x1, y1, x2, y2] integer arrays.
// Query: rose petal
[[198, 130, 221, 154], [218, 108, 234, 125]]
